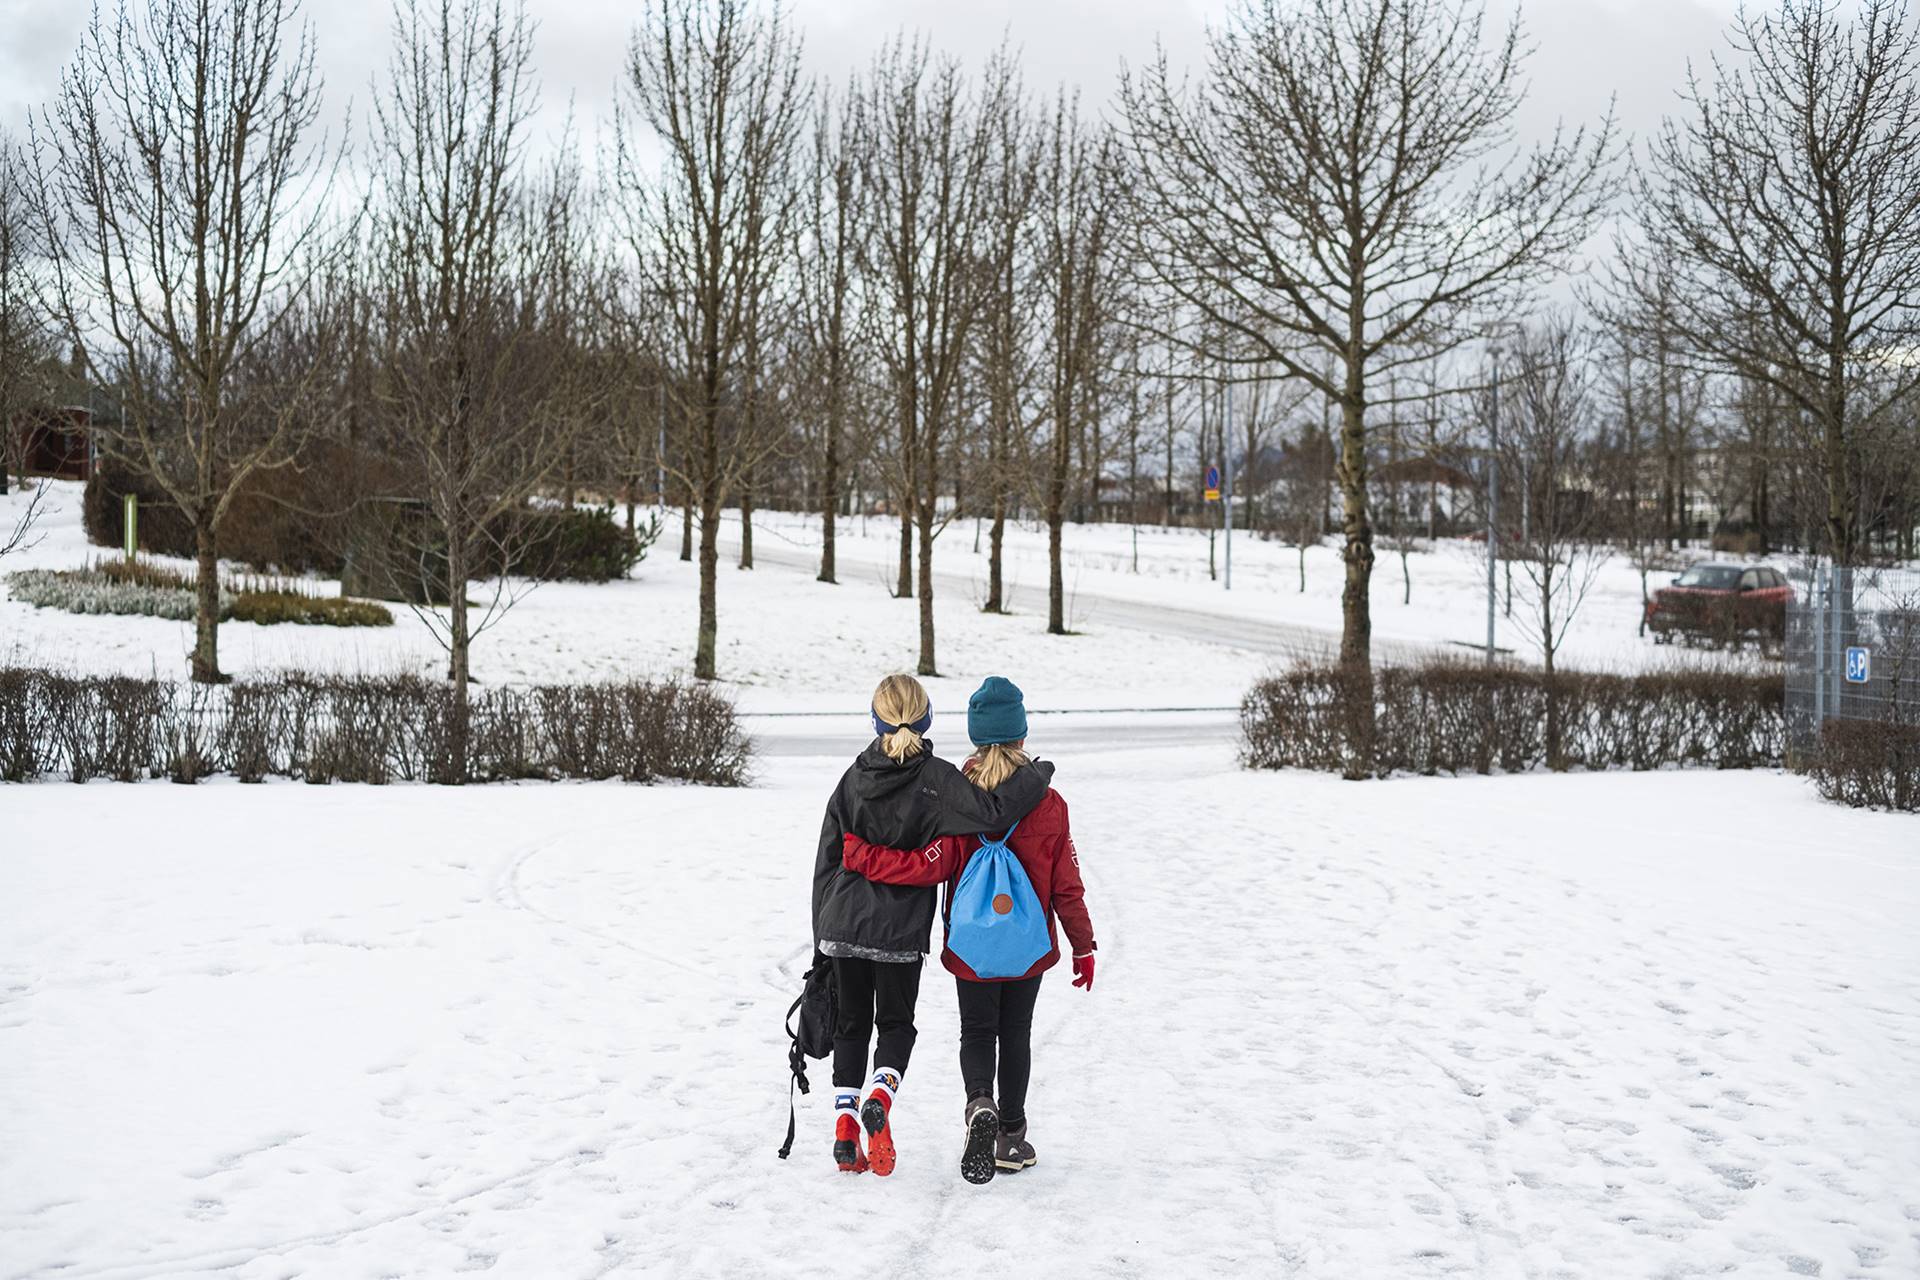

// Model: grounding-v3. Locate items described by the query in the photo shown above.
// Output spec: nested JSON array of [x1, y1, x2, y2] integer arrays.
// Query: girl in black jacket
[[811, 673, 1053, 1176]]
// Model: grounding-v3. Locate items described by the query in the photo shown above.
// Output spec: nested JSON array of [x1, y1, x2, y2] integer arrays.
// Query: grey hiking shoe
[[995, 1118, 1037, 1172], [961, 1094, 999, 1185]]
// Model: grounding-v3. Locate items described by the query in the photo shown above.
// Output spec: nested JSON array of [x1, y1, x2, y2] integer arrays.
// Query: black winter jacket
[[812, 742, 1054, 961]]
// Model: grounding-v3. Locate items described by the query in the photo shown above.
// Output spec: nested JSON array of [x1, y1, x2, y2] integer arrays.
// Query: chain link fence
[[1784, 563, 1920, 754]]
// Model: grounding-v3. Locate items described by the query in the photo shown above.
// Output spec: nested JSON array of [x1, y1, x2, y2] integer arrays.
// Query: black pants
[[832, 957, 922, 1089], [956, 975, 1043, 1127]]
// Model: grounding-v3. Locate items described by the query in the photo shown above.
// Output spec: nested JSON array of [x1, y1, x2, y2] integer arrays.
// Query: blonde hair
[[872, 673, 931, 763], [967, 742, 1030, 793]]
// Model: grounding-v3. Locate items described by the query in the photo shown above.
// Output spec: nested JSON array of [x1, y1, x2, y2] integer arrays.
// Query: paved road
[[743, 708, 1242, 758], [743, 540, 1439, 668]]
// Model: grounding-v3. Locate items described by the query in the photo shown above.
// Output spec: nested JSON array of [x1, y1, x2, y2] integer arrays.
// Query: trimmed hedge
[[228, 591, 393, 627], [0, 669, 750, 786], [1806, 719, 1920, 811], [86, 461, 658, 586], [1242, 661, 1785, 778]]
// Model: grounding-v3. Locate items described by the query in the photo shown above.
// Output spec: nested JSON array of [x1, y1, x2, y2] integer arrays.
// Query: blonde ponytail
[[967, 742, 1030, 792], [871, 673, 931, 763]]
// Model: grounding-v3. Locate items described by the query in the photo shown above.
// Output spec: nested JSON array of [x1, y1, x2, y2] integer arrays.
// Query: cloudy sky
[[1, 0, 1743, 159]]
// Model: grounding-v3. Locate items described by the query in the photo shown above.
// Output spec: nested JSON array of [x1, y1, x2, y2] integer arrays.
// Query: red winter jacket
[[841, 786, 1096, 983]]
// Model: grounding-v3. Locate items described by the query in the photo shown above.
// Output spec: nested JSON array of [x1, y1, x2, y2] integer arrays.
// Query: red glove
[[1071, 954, 1095, 991]]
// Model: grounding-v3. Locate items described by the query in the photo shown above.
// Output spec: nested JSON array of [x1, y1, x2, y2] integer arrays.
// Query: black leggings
[[832, 957, 923, 1089], [955, 975, 1043, 1127]]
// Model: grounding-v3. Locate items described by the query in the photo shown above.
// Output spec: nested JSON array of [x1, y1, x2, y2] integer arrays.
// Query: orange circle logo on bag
[[992, 893, 1013, 915]]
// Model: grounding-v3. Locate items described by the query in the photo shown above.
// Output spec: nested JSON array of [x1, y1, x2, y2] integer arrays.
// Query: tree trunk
[[1047, 399, 1070, 635], [1335, 374, 1374, 671], [987, 473, 1006, 614], [739, 466, 755, 570], [1824, 358, 1854, 566], [679, 480, 693, 562], [895, 505, 913, 599], [190, 518, 223, 685], [916, 489, 938, 675], [695, 495, 720, 680], [446, 528, 470, 784], [1298, 543, 1306, 593], [819, 403, 838, 584]]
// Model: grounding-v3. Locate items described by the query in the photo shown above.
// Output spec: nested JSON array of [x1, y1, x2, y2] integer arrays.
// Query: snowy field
[[3, 745, 1917, 1279], [2, 482, 1772, 720]]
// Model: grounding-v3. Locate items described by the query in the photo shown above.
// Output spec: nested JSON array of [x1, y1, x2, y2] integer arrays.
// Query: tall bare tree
[[1120, 0, 1614, 671], [34, 0, 337, 682], [0, 132, 55, 496], [974, 83, 1039, 613], [863, 40, 1007, 673], [1033, 89, 1119, 637], [620, 0, 803, 681], [371, 0, 585, 763], [1497, 320, 1607, 768], [1628, 0, 1920, 571], [796, 81, 864, 586]]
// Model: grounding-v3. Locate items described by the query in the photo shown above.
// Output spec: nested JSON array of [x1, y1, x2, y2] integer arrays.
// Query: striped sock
[[868, 1067, 902, 1109], [834, 1089, 859, 1121]]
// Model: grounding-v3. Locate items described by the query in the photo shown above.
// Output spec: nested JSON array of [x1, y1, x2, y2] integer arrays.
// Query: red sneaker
[[861, 1092, 896, 1178], [834, 1112, 869, 1173]]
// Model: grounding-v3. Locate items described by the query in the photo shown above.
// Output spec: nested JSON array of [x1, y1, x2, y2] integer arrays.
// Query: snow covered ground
[[4, 742, 1916, 1279], [1, 482, 1772, 722]]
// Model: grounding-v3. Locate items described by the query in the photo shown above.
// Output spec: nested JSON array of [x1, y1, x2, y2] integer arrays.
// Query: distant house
[[15, 405, 95, 482]]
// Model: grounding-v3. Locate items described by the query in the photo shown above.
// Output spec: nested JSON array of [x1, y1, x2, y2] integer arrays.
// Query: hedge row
[[1241, 662, 1786, 778], [0, 670, 749, 786], [1806, 719, 1920, 812], [84, 461, 655, 585]]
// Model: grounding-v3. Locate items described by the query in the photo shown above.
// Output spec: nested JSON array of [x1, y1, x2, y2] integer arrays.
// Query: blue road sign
[[1845, 646, 1871, 684], [1204, 465, 1220, 491]]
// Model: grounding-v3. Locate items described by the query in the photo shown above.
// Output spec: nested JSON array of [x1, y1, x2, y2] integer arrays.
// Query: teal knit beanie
[[967, 676, 1028, 746]]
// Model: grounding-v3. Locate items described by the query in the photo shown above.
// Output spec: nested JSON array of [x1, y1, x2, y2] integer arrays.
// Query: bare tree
[[1, 132, 56, 497], [620, 0, 803, 681], [1121, 0, 1614, 672], [1499, 320, 1608, 694], [1628, 0, 1920, 571], [1033, 88, 1119, 637], [796, 81, 864, 586], [33, 0, 337, 682], [1276, 413, 1333, 592], [974, 82, 1039, 612], [863, 40, 1006, 672], [370, 0, 587, 764]]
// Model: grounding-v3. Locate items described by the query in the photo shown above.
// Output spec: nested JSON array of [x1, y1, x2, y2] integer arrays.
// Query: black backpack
[[777, 953, 837, 1160]]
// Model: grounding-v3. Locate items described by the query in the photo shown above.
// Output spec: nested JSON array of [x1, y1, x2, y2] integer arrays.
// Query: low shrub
[[5, 567, 226, 621], [1242, 660, 1785, 778], [0, 668, 750, 786], [1806, 719, 1920, 811], [97, 556, 196, 591], [507, 505, 659, 583], [229, 590, 393, 628]]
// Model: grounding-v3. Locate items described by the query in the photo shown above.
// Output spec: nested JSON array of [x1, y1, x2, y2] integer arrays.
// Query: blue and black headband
[[872, 708, 934, 739]]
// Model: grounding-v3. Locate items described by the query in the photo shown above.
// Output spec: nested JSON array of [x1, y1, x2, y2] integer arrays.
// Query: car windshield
[[1676, 566, 1743, 590]]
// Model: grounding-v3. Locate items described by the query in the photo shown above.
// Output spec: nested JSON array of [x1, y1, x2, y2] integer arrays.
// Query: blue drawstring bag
[[946, 822, 1051, 979]]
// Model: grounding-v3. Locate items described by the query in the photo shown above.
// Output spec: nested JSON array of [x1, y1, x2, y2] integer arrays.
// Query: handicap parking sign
[[1845, 646, 1871, 683]]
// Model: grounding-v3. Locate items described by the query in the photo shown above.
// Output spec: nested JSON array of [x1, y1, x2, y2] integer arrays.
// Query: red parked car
[[1646, 563, 1794, 650]]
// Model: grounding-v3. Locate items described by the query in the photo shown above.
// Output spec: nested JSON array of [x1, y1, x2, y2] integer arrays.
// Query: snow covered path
[[3, 748, 1916, 1278]]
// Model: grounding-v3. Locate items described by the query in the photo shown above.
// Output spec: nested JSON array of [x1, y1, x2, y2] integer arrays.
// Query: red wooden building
[[14, 405, 94, 481]]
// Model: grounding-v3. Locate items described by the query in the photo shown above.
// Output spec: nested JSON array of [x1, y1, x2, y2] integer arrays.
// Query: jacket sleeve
[[842, 832, 953, 887], [1048, 797, 1097, 957], [923, 757, 1056, 837]]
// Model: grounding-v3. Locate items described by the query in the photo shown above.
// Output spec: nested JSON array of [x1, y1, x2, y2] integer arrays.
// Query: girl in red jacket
[[841, 676, 1096, 1184]]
